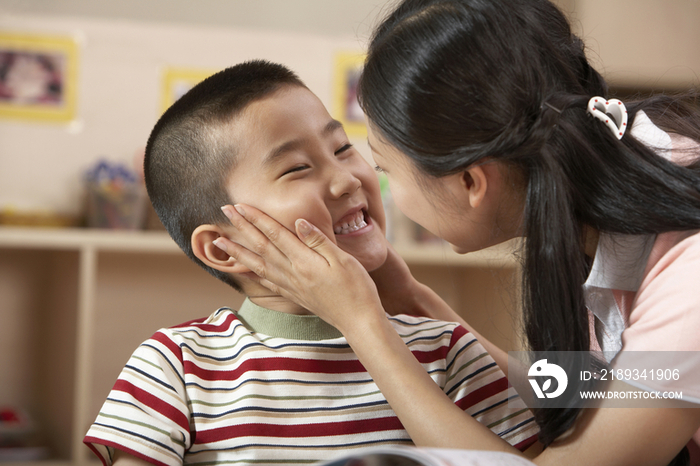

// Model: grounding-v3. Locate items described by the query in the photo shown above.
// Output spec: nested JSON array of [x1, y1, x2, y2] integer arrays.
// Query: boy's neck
[[247, 294, 314, 315]]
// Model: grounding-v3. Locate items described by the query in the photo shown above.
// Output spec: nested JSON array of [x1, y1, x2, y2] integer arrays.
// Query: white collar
[[584, 233, 655, 292], [629, 110, 673, 156]]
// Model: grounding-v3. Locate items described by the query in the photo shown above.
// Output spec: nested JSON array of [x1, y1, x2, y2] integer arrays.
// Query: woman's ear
[[191, 224, 251, 274], [461, 165, 488, 209]]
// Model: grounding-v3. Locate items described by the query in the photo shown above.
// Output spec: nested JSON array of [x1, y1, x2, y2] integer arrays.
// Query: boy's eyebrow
[[263, 119, 345, 166], [324, 119, 344, 135]]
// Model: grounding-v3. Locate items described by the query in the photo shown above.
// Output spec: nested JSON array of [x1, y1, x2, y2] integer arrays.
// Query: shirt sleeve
[[444, 325, 539, 451], [84, 330, 192, 466]]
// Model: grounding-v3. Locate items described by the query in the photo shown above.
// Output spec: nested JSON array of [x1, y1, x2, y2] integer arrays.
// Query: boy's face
[[225, 85, 388, 272]]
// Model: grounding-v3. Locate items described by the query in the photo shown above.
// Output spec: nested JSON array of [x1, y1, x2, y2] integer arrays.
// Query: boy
[[84, 60, 537, 466]]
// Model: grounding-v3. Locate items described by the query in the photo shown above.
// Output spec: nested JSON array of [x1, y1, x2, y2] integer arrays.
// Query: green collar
[[236, 298, 343, 341]]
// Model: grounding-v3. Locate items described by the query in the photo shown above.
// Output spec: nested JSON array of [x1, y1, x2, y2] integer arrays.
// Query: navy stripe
[[185, 376, 377, 392], [192, 399, 390, 419], [445, 337, 478, 372], [141, 343, 187, 387], [496, 417, 536, 437], [179, 339, 351, 363], [445, 361, 498, 396], [388, 316, 441, 326], [187, 438, 413, 455], [472, 398, 508, 417], [125, 364, 177, 393], [93, 422, 182, 458], [106, 397, 151, 415], [405, 329, 453, 346]]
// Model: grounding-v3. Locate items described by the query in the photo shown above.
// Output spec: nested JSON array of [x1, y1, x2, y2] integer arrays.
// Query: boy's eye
[[282, 165, 308, 176], [374, 165, 385, 173], [335, 143, 353, 155]]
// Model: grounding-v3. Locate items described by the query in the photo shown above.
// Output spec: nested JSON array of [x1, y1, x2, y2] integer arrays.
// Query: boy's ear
[[461, 165, 488, 209], [191, 224, 251, 274]]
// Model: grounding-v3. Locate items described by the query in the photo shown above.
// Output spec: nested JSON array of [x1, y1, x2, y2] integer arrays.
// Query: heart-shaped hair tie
[[587, 97, 628, 139]]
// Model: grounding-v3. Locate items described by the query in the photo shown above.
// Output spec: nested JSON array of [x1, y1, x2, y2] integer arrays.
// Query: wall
[[561, 0, 700, 89], [1, 0, 698, 218], [0, 11, 372, 217]]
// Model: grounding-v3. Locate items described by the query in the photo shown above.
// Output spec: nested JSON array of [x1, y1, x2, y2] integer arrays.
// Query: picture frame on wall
[[0, 32, 79, 123], [160, 67, 216, 113], [333, 51, 366, 138]]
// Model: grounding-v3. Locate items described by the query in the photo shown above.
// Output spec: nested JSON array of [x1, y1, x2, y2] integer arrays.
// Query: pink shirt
[[584, 112, 700, 454]]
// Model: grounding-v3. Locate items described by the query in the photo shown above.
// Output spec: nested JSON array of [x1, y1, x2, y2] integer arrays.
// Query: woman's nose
[[329, 165, 362, 199]]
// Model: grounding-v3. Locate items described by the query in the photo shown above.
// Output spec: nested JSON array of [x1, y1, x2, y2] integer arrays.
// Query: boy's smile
[[224, 85, 388, 275]]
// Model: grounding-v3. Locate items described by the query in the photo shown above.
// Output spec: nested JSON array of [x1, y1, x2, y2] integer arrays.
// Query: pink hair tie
[[586, 97, 628, 139]]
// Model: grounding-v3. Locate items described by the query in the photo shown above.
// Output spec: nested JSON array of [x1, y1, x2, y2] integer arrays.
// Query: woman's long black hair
[[358, 0, 700, 460]]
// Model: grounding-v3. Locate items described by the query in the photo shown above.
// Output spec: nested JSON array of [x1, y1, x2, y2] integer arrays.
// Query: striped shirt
[[84, 298, 538, 466]]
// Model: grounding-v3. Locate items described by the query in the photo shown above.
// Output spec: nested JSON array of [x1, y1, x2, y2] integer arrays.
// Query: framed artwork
[[333, 51, 366, 138], [160, 67, 217, 113], [0, 32, 79, 123]]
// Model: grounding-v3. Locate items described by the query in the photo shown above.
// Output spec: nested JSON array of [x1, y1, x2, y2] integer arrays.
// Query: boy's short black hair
[[144, 60, 305, 291]]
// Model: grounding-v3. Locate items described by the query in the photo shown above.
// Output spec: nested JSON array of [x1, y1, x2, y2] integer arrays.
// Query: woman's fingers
[[213, 235, 299, 300], [212, 236, 274, 281], [224, 204, 327, 265], [294, 219, 336, 266], [221, 205, 287, 260]]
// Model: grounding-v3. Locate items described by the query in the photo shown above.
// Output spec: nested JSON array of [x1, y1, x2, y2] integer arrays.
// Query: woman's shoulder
[[643, 229, 700, 280], [623, 229, 700, 351]]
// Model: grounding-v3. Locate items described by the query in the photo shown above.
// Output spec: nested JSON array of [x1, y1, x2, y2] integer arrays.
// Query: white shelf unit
[[0, 226, 521, 466]]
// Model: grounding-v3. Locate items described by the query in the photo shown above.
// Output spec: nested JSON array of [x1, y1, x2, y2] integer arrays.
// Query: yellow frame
[[333, 51, 366, 138], [0, 32, 79, 123], [160, 67, 217, 113]]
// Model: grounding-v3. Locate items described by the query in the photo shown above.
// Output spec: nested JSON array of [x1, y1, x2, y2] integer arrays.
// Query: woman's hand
[[367, 243, 423, 317], [370, 244, 460, 319], [214, 204, 385, 333], [215, 204, 520, 455]]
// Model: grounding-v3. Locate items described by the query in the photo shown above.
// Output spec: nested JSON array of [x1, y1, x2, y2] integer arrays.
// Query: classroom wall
[[567, 0, 700, 88], [1, 0, 698, 219], [0, 11, 371, 218]]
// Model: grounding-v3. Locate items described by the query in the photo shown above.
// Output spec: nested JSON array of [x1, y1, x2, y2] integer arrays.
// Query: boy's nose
[[329, 167, 362, 199]]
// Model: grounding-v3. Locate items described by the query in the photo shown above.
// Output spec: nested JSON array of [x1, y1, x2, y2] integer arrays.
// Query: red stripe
[[514, 433, 538, 452], [197, 416, 404, 443], [450, 325, 470, 348], [169, 317, 209, 329], [166, 311, 238, 332], [151, 332, 184, 366], [84, 441, 108, 466], [455, 377, 509, 410], [185, 357, 366, 381], [411, 346, 449, 363], [188, 312, 239, 333], [113, 379, 190, 431]]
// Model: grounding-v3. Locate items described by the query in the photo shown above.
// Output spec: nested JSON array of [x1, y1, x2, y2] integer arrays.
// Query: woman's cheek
[[388, 181, 413, 220]]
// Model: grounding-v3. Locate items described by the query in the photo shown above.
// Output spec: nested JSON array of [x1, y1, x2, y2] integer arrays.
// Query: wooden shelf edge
[[0, 226, 179, 253], [1, 461, 75, 466], [0, 226, 520, 267]]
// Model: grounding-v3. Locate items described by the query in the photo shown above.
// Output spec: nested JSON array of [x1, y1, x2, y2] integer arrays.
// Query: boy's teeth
[[334, 210, 367, 235]]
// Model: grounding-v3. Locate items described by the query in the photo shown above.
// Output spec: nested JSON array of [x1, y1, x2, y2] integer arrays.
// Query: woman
[[215, 0, 700, 464]]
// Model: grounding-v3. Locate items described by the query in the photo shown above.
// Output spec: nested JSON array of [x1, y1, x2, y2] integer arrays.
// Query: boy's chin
[[349, 245, 389, 273]]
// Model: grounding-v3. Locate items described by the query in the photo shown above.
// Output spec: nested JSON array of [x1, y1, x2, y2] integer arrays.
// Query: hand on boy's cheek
[[368, 242, 417, 315], [211, 241, 233, 262]]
